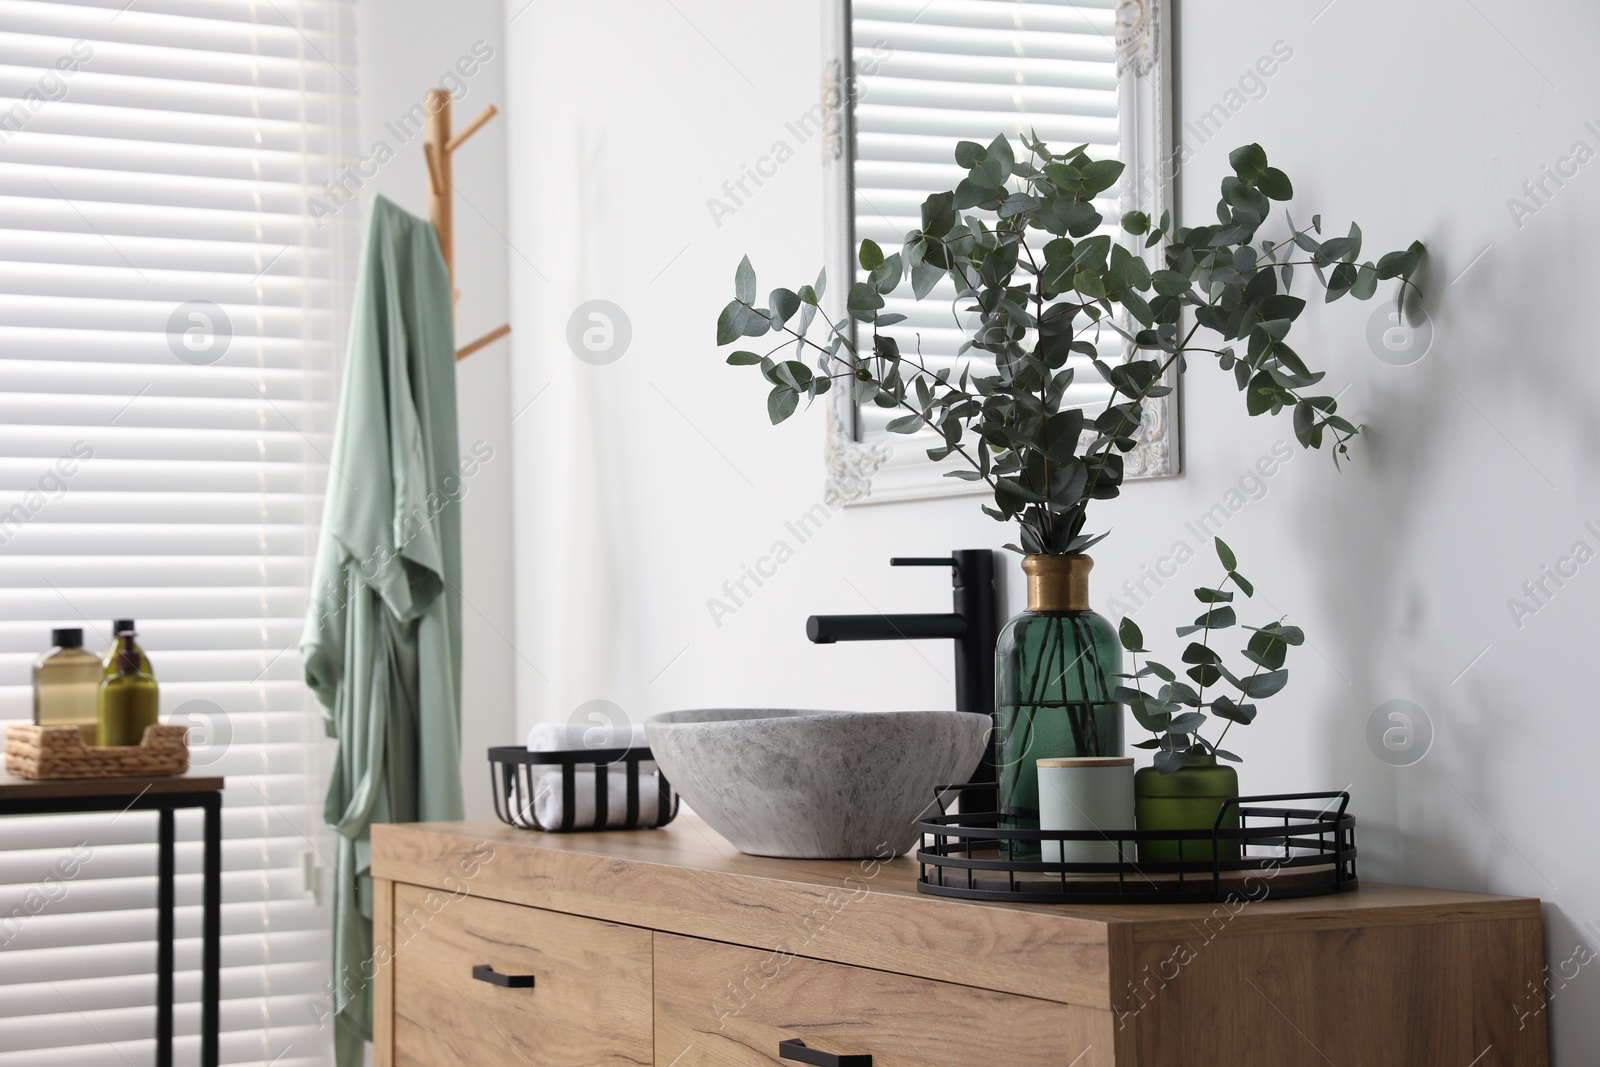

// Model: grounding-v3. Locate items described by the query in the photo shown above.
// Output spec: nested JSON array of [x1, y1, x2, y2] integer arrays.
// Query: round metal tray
[[916, 789, 1357, 904]]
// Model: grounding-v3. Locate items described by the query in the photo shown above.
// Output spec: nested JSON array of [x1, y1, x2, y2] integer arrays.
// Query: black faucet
[[806, 550, 998, 803]]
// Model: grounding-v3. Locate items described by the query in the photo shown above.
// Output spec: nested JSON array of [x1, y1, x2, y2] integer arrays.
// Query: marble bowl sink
[[644, 708, 989, 859]]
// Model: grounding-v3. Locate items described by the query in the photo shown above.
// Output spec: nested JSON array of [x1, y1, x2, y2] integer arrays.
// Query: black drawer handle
[[472, 964, 534, 988], [779, 1038, 871, 1067]]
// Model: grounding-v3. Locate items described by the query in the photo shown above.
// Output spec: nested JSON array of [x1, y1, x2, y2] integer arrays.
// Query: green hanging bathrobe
[[301, 195, 464, 1067]]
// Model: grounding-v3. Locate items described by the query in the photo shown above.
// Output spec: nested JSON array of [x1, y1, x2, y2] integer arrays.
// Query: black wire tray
[[916, 785, 1357, 904], [488, 745, 680, 832]]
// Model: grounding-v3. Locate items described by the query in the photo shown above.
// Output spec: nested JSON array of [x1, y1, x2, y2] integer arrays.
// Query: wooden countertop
[[372, 815, 1540, 1011], [374, 815, 1537, 926], [0, 771, 224, 800]]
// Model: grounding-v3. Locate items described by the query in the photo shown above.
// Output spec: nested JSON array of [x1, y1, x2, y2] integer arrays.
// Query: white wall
[[357, 0, 515, 819], [506, 0, 1600, 1058]]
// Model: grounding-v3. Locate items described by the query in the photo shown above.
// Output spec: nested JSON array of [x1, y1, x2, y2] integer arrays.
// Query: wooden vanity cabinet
[[371, 818, 1548, 1067]]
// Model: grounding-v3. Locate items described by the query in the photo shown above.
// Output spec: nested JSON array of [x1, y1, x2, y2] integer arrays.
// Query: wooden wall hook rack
[[423, 87, 510, 361]]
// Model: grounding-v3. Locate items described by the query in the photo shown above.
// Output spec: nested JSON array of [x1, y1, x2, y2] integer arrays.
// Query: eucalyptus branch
[[716, 135, 1426, 556], [1117, 539, 1303, 772]]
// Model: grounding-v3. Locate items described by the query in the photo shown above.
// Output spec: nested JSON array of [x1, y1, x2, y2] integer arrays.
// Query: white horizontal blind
[[850, 0, 1122, 442], [0, 0, 356, 1064]]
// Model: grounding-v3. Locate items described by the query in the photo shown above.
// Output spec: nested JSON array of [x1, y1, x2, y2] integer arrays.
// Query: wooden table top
[[0, 772, 225, 801]]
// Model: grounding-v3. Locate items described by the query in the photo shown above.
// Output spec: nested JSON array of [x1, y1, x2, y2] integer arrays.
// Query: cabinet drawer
[[390, 885, 652, 1067], [654, 932, 1111, 1067]]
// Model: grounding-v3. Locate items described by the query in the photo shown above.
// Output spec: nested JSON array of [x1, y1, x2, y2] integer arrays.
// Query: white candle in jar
[[1036, 756, 1135, 865]]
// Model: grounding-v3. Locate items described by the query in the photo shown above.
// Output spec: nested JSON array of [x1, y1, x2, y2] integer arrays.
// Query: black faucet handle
[[893, 551, 994, 592], [889, 550, 985, 591]]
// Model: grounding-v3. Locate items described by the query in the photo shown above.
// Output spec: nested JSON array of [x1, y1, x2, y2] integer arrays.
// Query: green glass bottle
[[996, 555, 1123, 855], [101, 619, 151, 678], [99, 631, 159, 747]]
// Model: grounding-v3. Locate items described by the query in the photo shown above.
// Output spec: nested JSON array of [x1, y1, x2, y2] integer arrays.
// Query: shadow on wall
[[1304, 252, 1444, 881], [1306, 228, 1600, 1055]]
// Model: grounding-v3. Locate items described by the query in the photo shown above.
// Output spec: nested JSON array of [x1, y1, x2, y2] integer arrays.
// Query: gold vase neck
[[1023, 554, 1091, 612]]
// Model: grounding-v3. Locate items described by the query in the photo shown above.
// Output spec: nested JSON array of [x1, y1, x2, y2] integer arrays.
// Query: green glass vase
[[1133, 753, 1242, 864], [996, 555, 1123, 853]]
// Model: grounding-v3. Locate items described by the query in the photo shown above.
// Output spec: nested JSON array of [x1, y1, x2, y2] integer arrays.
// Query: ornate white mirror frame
[[820, 0, 1179, 506]]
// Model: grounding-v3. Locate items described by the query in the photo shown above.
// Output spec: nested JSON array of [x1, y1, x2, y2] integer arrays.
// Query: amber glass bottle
[[33, 628, 102, 744]]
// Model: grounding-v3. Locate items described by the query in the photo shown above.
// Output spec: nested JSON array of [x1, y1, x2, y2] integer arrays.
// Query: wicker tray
[[5, 724, 189, 780]]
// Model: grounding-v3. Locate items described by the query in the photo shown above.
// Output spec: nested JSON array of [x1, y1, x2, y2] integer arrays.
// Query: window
[[822, 0, 1177, 503], [0, 1, 356, 1063]]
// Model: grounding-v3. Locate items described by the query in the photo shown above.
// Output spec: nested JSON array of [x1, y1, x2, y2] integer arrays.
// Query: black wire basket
[[488, 746, 680, 833], [916, 785, 1357, 904]]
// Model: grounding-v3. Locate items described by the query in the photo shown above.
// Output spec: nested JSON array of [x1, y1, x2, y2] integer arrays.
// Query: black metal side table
[[0, 772, 224, 1067]]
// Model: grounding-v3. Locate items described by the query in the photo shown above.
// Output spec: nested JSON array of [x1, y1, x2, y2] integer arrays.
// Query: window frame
[[821, 0, 1180, 505]]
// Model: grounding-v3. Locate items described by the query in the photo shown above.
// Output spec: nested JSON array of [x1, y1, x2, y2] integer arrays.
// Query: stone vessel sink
[[644, 708, 989, 859]]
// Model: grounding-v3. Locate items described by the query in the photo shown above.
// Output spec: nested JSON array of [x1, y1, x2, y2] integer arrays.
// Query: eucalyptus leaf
[[769, 288, 801, 325], [1119, 616, 1145, 652], [735, 256, 757, 304], [1243, 669, 1288, 699], [1079, 158, 1125, 195], [1351, 263, 1378, 300], [1114, 685, 1148, 706], [1153, 747, 1190, 774], [1153, 270, 1191, 298], [1210, 695, 1256, 725], [911, 258, 943, 299], [1194, 605, 1237, 630], [766, 385, 798, 424], [921, 191, 957, 237], [1229, 143, 1269, 183], [1168, 681, 1202, 707], [1257, 166, 1293, 201], [847, 282, 884, 316], [716, 300, 747, 346], [1214, 537, 1237, 570]]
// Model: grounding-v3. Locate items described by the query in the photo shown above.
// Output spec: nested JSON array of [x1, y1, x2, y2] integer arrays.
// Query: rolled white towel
[[526, 720, 652, 765], [510, 767, 664, 830]]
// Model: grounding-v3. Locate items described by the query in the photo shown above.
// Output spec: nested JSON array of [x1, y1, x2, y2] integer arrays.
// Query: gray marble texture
[[644, 708, 989, 859]]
